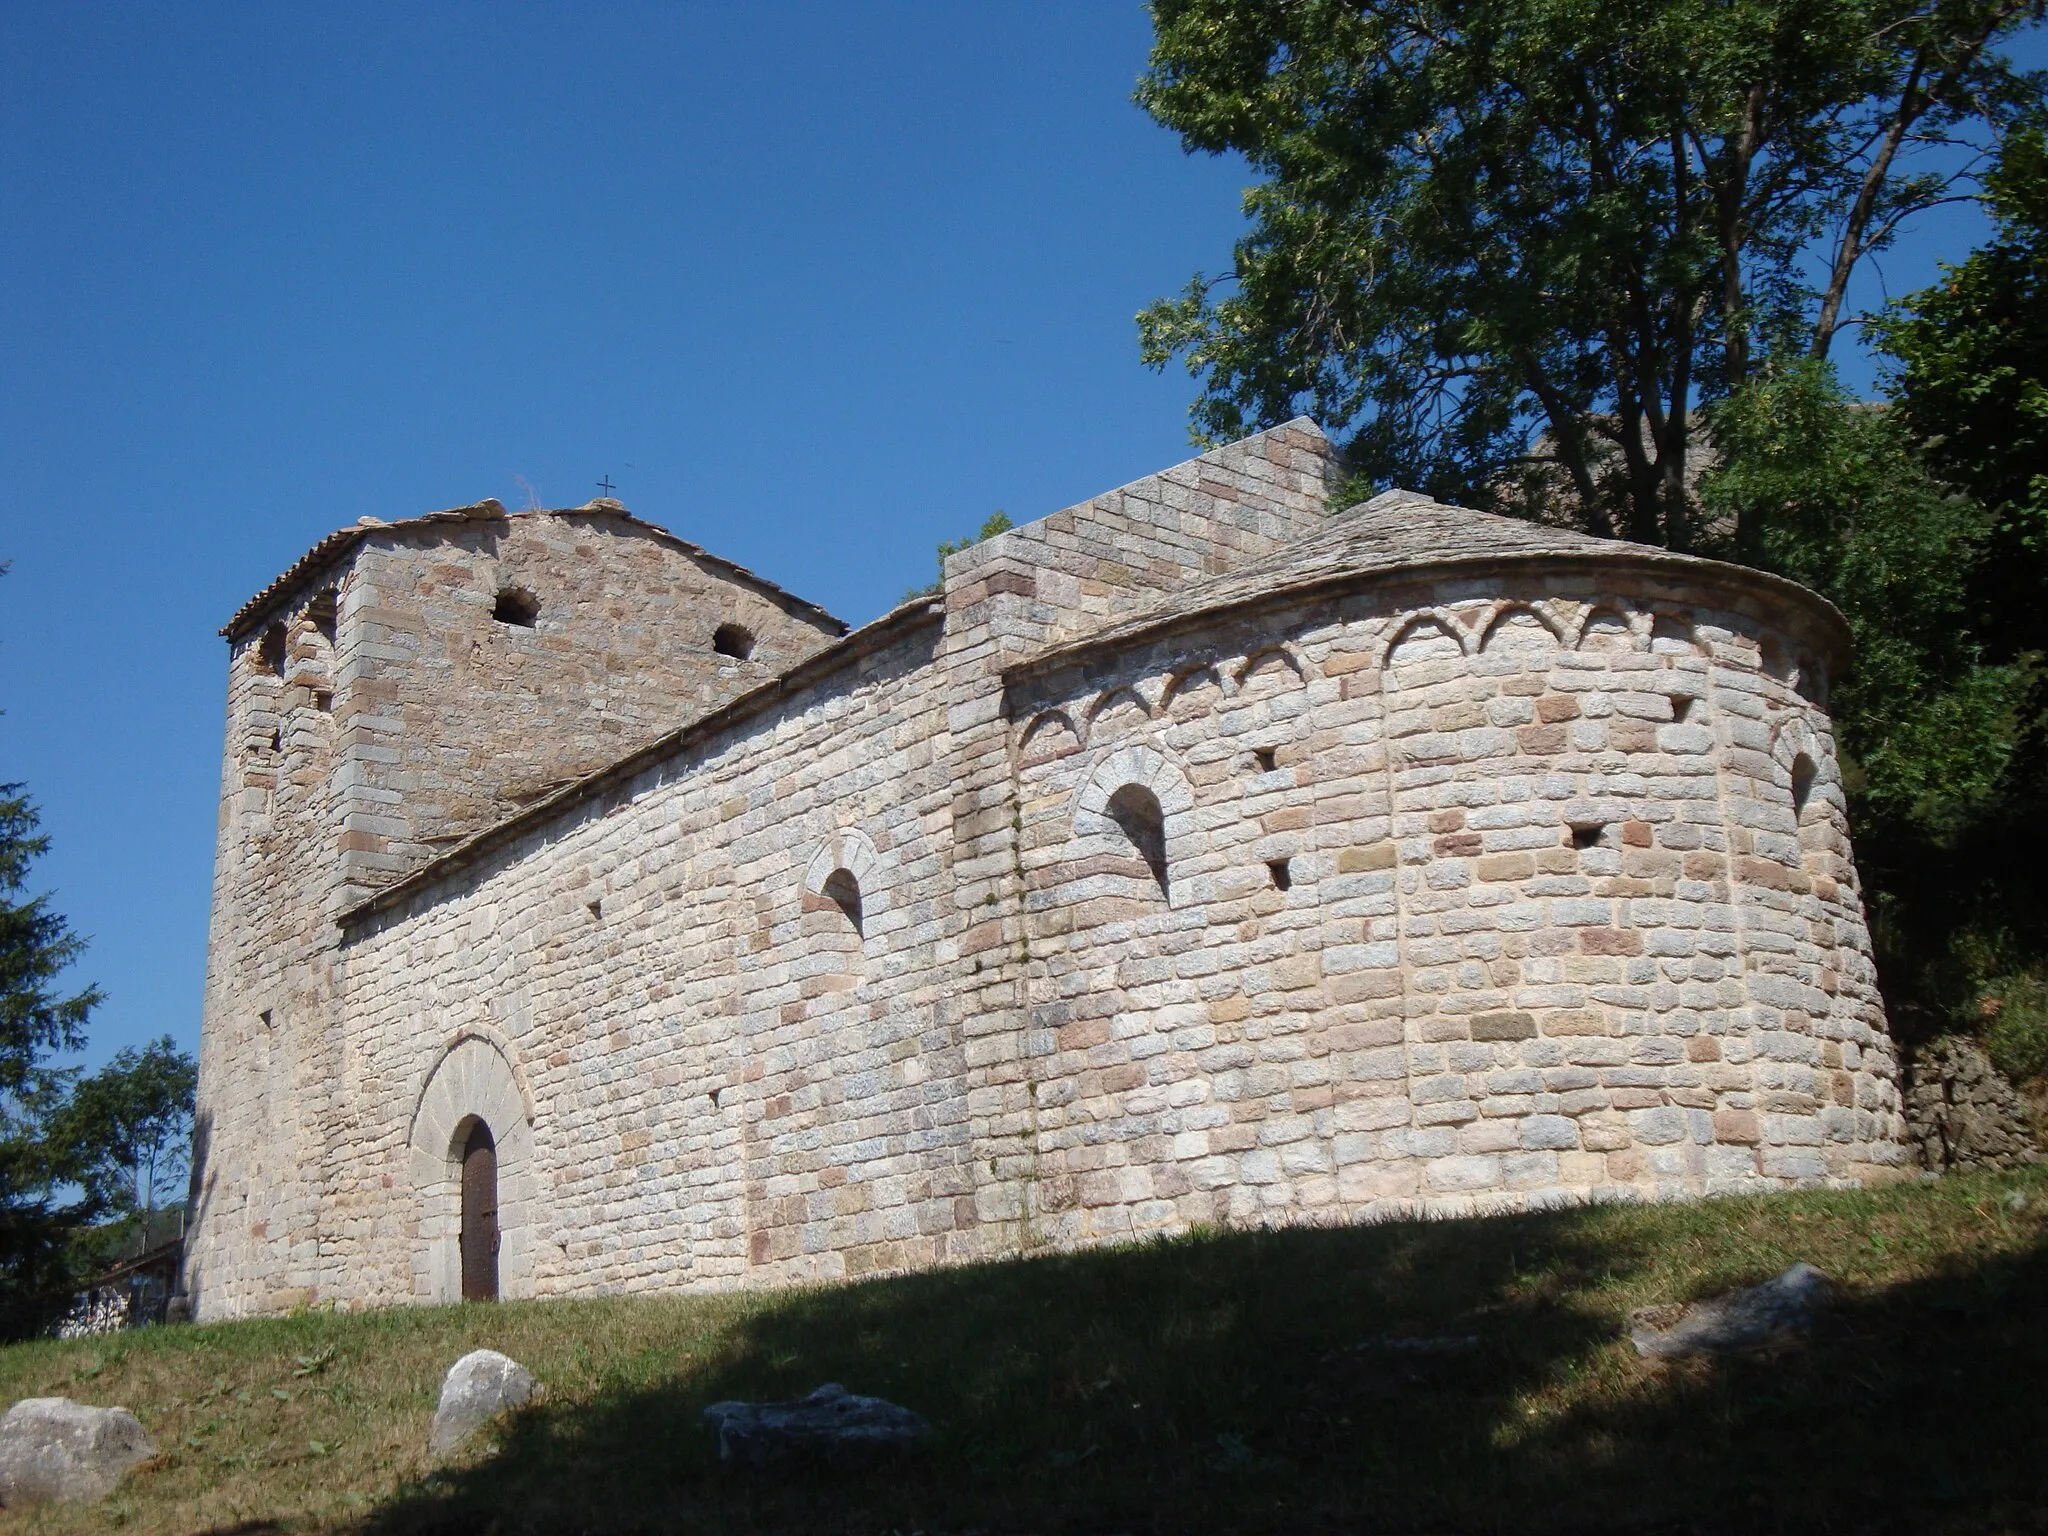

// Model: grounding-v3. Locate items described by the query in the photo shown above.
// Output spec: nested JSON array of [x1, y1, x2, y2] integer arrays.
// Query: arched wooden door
[[459, 1120, 499, 1301]]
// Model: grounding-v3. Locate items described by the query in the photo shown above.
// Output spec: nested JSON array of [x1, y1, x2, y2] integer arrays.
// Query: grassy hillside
[[0, 1166, 2042, 1535]]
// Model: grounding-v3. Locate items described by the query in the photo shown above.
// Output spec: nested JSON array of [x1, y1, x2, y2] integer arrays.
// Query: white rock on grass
[[0, 1397, 154, 1506], [1629, 1262, 1834, 1358], [429, 1350, 535, 1453]]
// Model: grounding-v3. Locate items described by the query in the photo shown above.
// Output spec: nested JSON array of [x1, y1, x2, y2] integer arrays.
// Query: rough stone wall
[[188, 509, 844, 1315], [1905, 1037, 2041, 1171], [188, 424, 1909, 1319], [281, 553, 1897, 1316], [944, 418, 1341, 649], [333, 508, 844, 899], [928, 420, 1350, 1251]]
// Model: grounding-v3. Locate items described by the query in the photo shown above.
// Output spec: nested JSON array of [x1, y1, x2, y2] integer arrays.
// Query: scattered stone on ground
[[0, 1397, 154, 1506], [1906, 1036, 2041, 1171], [1323, 1334, 1482, 1363], [1629, 1262, 1833, 1359], [702, 1383, 928, 1466], [429, 1350, 536, 1453], [1370, 1334, 1481, 1354]]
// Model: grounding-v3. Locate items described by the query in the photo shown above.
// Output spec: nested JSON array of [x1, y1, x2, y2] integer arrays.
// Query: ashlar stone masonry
[[185, 422, 1907, 1318]]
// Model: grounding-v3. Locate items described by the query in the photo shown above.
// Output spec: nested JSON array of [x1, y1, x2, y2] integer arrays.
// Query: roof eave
[[1002, 547, 1853, 691]]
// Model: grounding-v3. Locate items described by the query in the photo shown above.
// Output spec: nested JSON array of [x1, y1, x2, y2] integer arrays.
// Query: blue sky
[[0, 2, 2037, 1071]]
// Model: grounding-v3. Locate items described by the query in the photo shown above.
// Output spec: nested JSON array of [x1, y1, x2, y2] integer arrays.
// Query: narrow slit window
[[1106, 783, 1169, 898], [1791, 753, 1818, 819], [257, 623, 288, 677], [1267, 857, 1292, 891], [312, 690, 333, 713], [821, 868, 863, 935]]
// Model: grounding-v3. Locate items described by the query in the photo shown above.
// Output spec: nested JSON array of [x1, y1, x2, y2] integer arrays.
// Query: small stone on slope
[[429, 1349, 536, 1453], [0, 1397, 154, 1506], [702, 1383, 928, 1466], [1629, 1262, 1833, 1358]]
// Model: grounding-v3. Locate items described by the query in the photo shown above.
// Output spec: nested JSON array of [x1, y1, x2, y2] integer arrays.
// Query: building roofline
[[1002, 540, 1852, 691], [941, 416, 1335, 584], [338, 595, 944, 934], [220, 498, 848, 642]]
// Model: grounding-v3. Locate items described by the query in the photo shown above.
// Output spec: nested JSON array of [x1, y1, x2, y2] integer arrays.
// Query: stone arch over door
[[408, 1031, 536, 1303]]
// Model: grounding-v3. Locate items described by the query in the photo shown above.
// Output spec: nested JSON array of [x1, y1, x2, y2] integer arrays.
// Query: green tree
[[0, 784, 103, 1334], [1862, 129, 2048, 1061], [1703, 362, 2021, 825], [1702, 360, 2044, 1047], [1136, 0, 2042, 544], [55, 1036, 196, 1232], [902, 511, 1014, 601], [1873, 126, 2048, 670]]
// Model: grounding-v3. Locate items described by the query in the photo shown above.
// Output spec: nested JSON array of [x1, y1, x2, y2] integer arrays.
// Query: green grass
[[2, 1167, 2045, 1535]]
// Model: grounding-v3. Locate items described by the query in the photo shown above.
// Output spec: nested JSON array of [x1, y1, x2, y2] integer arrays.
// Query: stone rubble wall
[[334, 510, 844, 900], [1904, 1036, 2041, 1171], [328, 615, 966, 1300], [230, 561, 1895, 1312], [943, 419, 1341, 650]]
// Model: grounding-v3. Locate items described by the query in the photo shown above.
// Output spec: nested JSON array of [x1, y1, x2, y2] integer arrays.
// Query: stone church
[[185, 420, 1906, 1319]]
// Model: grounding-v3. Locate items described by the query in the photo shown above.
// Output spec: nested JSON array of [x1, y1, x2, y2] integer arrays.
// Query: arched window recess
[[1107, 783, 1169, 898], [821, 867, 863, 935], [1071, 744, 1197, 909], [804, 829, 882, 945]]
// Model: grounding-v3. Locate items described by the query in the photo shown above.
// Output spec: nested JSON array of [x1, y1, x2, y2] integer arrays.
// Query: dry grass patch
[[0, 1166, 2041, 1535]]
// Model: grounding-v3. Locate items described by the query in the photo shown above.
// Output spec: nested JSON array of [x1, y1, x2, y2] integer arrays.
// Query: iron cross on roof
[[596, 475, 616, 496]]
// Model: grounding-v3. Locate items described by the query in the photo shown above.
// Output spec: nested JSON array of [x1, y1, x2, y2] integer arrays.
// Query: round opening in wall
[[712, 623, 755, 660], [493, 587, 540, 628]]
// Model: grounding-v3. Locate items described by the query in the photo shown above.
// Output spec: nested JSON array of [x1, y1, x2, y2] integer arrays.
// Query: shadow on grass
[[343, 1201, 2048, 1536]]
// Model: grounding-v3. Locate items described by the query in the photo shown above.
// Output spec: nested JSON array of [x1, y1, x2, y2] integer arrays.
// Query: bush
[[1983, 973, 2048, 1087]]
